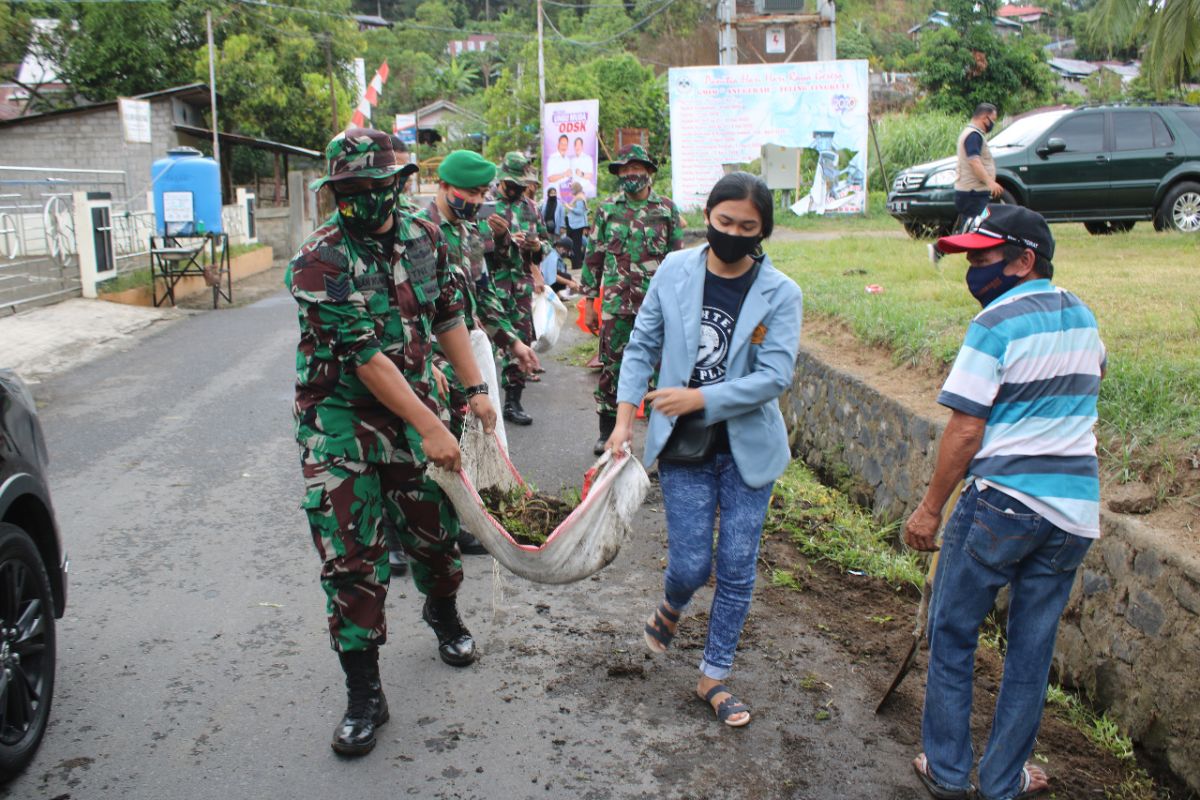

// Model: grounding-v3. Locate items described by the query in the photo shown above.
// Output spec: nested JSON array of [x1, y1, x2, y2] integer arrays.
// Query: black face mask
[[983, 118, 995, 133], [446, 190, 481, 221], [706, 225, 761, 264], [502, 182, 525, 202]]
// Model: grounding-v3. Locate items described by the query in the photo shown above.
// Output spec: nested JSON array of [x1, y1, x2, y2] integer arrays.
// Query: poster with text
[[543, 99, 600, 205], [668, 61, 869, 214]]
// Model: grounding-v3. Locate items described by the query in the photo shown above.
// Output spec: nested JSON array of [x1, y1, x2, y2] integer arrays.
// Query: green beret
[[438, 150, 497, 189]]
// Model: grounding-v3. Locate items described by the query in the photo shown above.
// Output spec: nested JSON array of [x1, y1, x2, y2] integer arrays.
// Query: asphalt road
[[4, 289, 927, 800]]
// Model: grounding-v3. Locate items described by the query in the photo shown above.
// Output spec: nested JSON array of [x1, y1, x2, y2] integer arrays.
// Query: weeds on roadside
[[766, 461, 923, 589], [1043, 685, 1165, 800], [558, 339, 597, 367]]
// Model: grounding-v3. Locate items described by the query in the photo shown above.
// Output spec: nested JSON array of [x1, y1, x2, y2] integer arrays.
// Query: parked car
[[0, 369, 67, 782], [887, 104, 1200, 237]]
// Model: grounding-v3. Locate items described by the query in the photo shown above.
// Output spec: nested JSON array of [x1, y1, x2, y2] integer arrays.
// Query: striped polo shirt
[[938, 279, 1107, 538]]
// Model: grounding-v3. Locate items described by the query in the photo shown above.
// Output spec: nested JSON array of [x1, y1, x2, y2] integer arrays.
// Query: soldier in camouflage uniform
[[491, 152, 549, 426], [286, 128, 497, 758], [423, 148, 541, 467], [581, 143, 684, 454]]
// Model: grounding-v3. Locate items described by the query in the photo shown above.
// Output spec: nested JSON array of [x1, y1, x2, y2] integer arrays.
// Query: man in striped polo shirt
[[904, 204, 1106, 800]]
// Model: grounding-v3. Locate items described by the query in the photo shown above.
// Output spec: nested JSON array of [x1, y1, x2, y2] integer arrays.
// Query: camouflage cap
[[607, 143, 658, 175], [309, 127, 406, 191], [496, 151, 530, 184]]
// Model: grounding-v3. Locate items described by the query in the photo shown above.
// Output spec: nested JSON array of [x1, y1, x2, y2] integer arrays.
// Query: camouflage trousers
[[300, 448, 462, 653], [596, 314, 640, 417], [497, 274, 534, 391]]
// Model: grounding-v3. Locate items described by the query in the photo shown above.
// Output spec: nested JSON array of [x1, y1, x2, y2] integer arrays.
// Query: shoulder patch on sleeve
[[315, 245, 349, 269]]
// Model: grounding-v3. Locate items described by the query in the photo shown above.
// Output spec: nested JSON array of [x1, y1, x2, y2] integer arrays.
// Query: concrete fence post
[[73, 191, 117, 299]]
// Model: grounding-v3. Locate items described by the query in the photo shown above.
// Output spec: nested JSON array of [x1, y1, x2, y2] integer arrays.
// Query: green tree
[[912, 26, 1055, 117], [1088, 0, 1200, 90], [192, 3, 362, 152], [1081, 67, 1125, 104], [38, 0, 207, 101], [838, 25, 874, 61], [436, 57, 479, 100]]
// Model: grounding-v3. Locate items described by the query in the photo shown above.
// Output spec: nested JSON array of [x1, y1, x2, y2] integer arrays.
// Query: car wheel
[[1156, 181, 1200, 233], [998, 189, 1017, 206], [902, 222, 949, 240], [1084, 221, 1136, 235], [0, 523, 56, 782]]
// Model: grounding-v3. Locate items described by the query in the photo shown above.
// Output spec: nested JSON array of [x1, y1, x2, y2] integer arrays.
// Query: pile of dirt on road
[[480, 487, 576, 546]]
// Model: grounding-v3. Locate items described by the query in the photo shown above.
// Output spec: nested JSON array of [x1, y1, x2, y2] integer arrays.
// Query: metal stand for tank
[[149, 232, 232, 309]]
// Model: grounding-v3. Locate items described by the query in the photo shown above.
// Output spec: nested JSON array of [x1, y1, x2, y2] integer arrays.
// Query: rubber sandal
[[642, 601, 680, 654], [913, 754, 974, 799], [1011, 764, 1048, 799], [701, 684, 751, 727]]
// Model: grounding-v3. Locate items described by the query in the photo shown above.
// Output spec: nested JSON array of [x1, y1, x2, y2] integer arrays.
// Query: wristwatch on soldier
[[464, 382, 489, 398]]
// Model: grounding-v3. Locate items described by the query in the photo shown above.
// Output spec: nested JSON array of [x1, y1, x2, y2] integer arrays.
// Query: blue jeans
[[658, 453, 775, 680], [922, 484, 1093, 800], [953, 190, 991, 232]]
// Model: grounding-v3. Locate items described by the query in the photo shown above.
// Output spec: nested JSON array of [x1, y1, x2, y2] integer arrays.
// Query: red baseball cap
[[936, 204, 1055, 260]]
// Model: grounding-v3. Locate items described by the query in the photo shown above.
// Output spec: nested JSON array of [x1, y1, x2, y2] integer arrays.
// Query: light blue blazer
[[616, 245, 803, 488]]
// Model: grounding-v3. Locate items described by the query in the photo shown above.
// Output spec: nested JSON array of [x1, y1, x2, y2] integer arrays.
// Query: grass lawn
[[768, 211, 1200, 494]]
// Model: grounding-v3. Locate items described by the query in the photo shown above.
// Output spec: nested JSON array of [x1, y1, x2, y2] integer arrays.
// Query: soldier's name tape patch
[[354, 273, 389, 293]]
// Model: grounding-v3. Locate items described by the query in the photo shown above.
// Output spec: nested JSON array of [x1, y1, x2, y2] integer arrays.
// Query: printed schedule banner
[[542, 99, 600, 204], [668, 61, 869, 214]]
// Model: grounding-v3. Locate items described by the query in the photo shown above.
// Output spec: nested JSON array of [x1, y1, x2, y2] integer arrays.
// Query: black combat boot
[[503, 388, 533, 426], [422, 596, 477, 666], [593, 413, 616, 456], [456, 528, 489, 556], [332, 648, 389, 757]]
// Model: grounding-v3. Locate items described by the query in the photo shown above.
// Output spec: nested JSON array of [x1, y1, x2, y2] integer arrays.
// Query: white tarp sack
[[531, 289, 568, 354], [469, 328, 507, 454], [429, 422, 649, 585]]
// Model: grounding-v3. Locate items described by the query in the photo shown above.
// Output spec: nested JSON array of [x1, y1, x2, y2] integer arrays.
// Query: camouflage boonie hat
[[497, 151, 530, 184], [309, 127, 406, 191], [607, 143, 657, 175]]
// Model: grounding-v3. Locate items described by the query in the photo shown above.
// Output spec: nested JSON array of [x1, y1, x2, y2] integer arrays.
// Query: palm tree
[[1089, 0, 1200, 90], [436, 57, 480, 101]]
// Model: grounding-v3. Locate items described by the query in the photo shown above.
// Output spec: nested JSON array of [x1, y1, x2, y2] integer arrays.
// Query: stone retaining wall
[[781, 346, 1200, 792]]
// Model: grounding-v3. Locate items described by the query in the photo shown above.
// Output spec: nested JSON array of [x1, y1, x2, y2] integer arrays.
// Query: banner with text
[[668, 61, 869, 214], [542, 99, 600, 205]]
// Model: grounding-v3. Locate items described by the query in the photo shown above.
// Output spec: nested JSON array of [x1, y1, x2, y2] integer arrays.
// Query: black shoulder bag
[[656, 261, 762, 465]]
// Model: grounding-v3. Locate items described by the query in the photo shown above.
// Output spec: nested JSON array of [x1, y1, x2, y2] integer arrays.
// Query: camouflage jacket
[[286, 209, 464, 464], [492, 196, 550, 282], [581, 190, 684, 316], [423, 201, 518, 352]]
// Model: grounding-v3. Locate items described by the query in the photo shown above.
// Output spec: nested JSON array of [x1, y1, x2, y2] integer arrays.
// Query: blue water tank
[[151, 147, 223, 236]]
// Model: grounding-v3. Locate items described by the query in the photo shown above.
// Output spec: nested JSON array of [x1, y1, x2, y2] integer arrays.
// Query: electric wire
[[540, 0, 682, 47]]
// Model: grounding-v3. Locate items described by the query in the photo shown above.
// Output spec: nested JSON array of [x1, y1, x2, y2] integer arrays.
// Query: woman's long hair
[[704, 172, 774, 240]]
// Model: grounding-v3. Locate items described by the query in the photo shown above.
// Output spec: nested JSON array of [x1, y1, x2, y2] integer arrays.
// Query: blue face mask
[[966, 258, 1021, 307]]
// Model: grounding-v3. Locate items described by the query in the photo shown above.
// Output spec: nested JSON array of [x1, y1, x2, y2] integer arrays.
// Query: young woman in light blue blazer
[[606, 172, 803, 727]]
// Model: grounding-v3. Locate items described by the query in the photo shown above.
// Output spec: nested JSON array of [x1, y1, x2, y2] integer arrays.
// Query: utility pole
[[717, 0, 737, 66], [817, 0, 837, 61], [325, 38, 340, 136], [206, 11, 221, 172], [537, 0, 546, 125]]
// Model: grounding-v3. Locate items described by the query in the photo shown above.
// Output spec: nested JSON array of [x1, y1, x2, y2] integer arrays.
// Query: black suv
[[0, 369, 66, 781], [887, 104, 1200, 236]]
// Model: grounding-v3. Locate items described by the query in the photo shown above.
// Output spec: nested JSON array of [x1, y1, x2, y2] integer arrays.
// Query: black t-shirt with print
[[689, 267, 756, 388]]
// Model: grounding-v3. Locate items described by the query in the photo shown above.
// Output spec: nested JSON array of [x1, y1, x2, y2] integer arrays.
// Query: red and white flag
[[351, 60, 389, 128]]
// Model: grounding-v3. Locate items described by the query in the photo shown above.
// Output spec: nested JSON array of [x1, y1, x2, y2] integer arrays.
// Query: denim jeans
[[922, 483, 1093, 800], [658, 453, 775, 680]]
